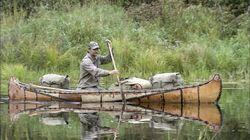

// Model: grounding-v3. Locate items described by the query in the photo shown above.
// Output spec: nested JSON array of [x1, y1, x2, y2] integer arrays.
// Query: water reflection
[[79, 113, 118, 139], [8, 101, 222, 139], [40, 112, 69, 125]]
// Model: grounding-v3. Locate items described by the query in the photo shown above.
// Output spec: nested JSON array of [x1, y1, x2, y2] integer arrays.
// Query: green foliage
[[133, 48, 165, 76], [1, 3, 128, 70], [2, 63, 28, 81], [163, 51, 184, 73], [162, 2, 222, 43], [114, 39, 136, 72], [1, 63, 40, 94], [1, 1, 249, 94]]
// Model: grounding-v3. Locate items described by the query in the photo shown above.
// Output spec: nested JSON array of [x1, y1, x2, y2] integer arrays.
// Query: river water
[[0, 89, 249, 140]]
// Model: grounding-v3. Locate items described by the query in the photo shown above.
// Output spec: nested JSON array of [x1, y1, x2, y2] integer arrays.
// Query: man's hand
[[109, 70, 119, 75], [105, 39, 112, 48]]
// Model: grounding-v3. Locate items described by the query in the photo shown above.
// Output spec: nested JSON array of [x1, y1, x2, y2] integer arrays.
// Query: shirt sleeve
[[82, 59, 110, 77], [99, 49, 113, 64]]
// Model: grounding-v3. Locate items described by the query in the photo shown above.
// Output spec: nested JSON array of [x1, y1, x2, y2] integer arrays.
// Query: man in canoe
[[77, 40, 119, 91]]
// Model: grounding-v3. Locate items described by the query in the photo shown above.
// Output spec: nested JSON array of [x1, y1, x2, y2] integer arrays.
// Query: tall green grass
[[1, 63, 40, 94], [1, 1, 249, 95], [1, 63, 80, 95]]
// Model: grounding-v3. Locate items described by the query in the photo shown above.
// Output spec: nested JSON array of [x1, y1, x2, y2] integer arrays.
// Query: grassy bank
[[1, 1, 249, 95]]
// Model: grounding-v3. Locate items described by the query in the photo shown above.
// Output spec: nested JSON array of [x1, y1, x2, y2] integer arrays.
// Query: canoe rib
[[8, 74, 222, 103]]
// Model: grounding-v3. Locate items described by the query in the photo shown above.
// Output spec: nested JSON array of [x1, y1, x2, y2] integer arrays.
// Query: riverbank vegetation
[[1, 0, 249, 94]]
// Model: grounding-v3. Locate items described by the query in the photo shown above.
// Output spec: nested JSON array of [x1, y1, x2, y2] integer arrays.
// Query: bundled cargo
[[39, 74, 70, 89], [150, 73, 184, 89], [110, 77, 152, 90]]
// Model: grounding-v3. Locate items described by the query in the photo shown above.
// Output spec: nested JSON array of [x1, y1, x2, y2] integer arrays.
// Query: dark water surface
[[0, 89, 249, 140]]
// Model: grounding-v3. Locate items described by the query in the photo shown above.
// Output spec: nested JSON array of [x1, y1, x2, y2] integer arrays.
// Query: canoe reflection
[[40, 112, 69, 125], [8, 101, 222, 137], [137, 103, 222, 130]]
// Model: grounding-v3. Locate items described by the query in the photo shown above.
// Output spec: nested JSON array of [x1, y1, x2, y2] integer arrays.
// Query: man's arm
[[82, 59, 109, 77], [99, 39, 114, 64], [99, 51, 113, 65], [82, 59, 118, 77]]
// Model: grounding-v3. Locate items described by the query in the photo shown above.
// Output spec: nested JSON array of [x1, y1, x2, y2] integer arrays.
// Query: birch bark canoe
[[8, 74, 222, 103]]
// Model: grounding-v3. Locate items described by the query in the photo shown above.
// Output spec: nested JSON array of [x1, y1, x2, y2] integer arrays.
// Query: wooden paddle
[[106, 40, 126, 104]]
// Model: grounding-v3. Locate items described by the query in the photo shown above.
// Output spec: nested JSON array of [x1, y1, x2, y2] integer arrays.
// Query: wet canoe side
[[8, 101, 222, 130], [130, 74, 222, 103], [92, 74, 222, 103], [8, 81, 82, 102], [8, 74, 222, 103]]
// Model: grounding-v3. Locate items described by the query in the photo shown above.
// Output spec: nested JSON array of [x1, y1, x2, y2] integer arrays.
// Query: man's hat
[[89, 41, 99, 49]]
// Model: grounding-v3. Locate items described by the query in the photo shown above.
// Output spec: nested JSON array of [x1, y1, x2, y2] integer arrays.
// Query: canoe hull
[[8, 74, 222, 103]]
